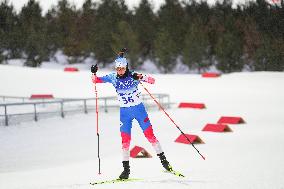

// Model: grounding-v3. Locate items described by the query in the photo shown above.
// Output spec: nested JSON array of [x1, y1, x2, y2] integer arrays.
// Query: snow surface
[[0, 64, 284, 189]]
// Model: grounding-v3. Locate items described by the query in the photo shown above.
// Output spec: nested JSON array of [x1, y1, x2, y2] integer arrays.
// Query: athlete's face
[[116, 67, 126, 76]]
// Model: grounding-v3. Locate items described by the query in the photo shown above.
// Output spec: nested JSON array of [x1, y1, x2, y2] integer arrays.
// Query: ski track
[[1, 65, 284, 189]]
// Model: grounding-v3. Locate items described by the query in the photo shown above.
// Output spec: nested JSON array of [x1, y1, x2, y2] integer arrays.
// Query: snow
[[0, 64, 284, 189], [5, 59, 26, 67], [49, 50, 69, 65], [140, 59, 161, 74]]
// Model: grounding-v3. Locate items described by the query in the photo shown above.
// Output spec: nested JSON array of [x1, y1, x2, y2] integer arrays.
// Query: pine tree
[[0, 0, 11, 63], [237, 17, 261, 70], [54, 0, 80, 62], [0, 28, 4, 63], [133, 0, 156, 59], [154, 28, 176, 73], [254, 34, 284, 71], [45, 8, 61, 57], [91, 0, 129, 66], [19, 0, 47, 67], [215, 31, 244, 73], [157, 0, 186, 57], [77, 0, 97, 57], [207, 0, 244, 73], [182, 18, 210, 73], [0, 0, 20, 60], [111, 21, 139, 69]]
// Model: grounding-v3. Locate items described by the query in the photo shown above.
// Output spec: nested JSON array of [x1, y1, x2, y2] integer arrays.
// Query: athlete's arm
[[91, 75, 104, 83], [92, 73, 114, 84]]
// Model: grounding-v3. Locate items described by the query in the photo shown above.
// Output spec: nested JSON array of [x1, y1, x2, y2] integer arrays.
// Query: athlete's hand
[[132, 73, 143, 80], [91, 64, 98, 74]]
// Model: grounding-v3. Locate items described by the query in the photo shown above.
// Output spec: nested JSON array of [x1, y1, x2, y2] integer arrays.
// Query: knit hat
[[115, 57, 128, 68]]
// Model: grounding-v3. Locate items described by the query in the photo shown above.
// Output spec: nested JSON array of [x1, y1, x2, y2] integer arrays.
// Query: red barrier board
[[217, 116, 244, 124], [30, 94, 54, 99], [178, 102, 206, 109], [130, 146, 152, 158], [175, 134, 204, 144], [202, 123, 232, 132], [64, 67, 79, 72], [202, 72, 220, 77]]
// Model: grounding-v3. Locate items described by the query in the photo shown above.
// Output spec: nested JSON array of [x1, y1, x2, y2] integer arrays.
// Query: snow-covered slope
[[0, 64, 284, 189]]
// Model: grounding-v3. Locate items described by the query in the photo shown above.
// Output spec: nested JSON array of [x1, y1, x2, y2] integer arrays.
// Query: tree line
[[0, 0, 283, 73]]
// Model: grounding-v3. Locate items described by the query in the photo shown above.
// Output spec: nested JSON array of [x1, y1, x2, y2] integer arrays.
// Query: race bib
[[118, 89, 142, 107]]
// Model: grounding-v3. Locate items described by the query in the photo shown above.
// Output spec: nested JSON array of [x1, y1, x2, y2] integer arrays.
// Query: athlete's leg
[[120, 107, 133, 161], [143, 126, 163, 154], [133, 103, 172, 171], [134, 103, 163, 154], [119, 107, 133, 179]]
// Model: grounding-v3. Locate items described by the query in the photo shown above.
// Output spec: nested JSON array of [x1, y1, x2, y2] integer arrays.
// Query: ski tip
[[201, 155, 206, 160]]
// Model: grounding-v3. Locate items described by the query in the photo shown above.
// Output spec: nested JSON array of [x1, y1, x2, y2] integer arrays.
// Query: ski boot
[[119, 161, 130, 179], [157, 152, 173, 171]]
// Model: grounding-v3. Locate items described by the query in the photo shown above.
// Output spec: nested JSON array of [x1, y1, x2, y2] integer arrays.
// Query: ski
[[164, 169, 185, 177], [90, 178, 142, 185]]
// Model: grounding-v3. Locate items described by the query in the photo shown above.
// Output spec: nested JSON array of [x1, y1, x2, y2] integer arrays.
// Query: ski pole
[[93, 73, 101, 174], [139, 81, 206, 160]]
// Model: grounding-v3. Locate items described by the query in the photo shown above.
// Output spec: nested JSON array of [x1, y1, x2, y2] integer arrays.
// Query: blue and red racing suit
[[92, 72, 163, 161]]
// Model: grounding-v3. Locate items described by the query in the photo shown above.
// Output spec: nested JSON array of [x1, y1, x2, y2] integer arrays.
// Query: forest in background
[[0, 0, 283, 73]]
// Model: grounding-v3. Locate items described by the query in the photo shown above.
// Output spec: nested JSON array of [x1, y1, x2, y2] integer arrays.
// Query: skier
[[91, 49, 173, 179]]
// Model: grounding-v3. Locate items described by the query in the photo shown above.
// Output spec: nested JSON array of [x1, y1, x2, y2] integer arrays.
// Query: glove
[[91, 64, 98, 74], [132, 73, 143, 80]]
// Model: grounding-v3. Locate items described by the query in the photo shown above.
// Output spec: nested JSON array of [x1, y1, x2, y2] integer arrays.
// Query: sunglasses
[[116, 67, 126, 71]]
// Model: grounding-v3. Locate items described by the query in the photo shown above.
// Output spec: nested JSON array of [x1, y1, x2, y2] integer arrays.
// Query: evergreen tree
[[54, 0, 80, 61], [182, 18, 210, 73], [92, 0, 129, 66], [154, 28, 176, 73], [45, 7, 61, 56], [184, 1, 211, 27], [254, 34, 284, 71], [133, 0, 156, 58], [0, 28, 4, 63], [0, 0, 20, 60], [252, 0, 272, 35], [0, 0, 11, 63], [208, 0, 244, 73], [19, 0, 47, 67], [215, 31, 244, 73], [111, 21, 139, 69], [157, 0, 186, 57], [237, 17, 261, 70], [77, 0, 97, 56], [209, 1, 232, 54]]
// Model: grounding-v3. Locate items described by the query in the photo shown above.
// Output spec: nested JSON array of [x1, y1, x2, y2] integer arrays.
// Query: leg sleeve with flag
[[120, 103, 163, 162]]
